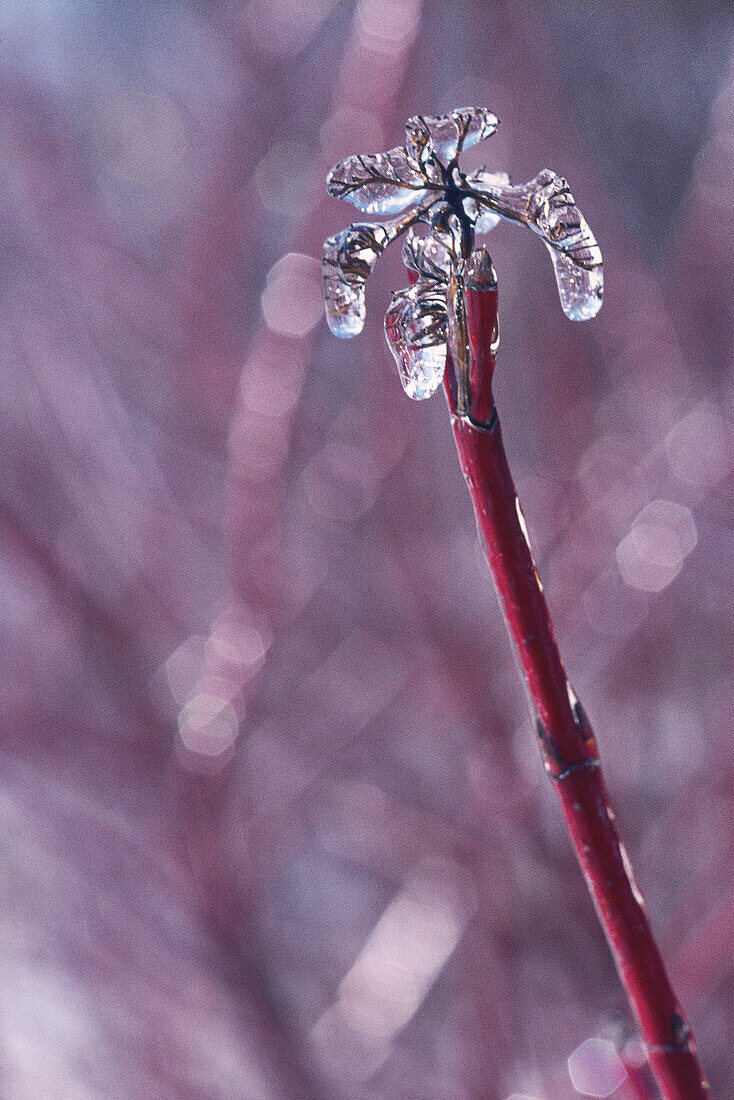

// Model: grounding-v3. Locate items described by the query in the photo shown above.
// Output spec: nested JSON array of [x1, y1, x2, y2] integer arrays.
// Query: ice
[[324, 109, 603, 375], [401, 228, 453, 280], [323, 223, 392, 337], [463, 171, 510, 233], [546, 245, 603, 320], [322, 268, 364, 338], [326, 147, 428, 215], [469, 168, 603, 319], [428, 202, 464, 256], [405, 108, 498, 166], [384, 280, 447, 399]]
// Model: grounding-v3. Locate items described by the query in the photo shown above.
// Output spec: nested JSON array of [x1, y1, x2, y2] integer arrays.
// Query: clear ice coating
[[326, 147, 428, 215], [546, 245, 604, 321], [384, 280, 448, 400], [322, 108, 603, 396], [402, 228, 453, 280], [405, 108, 498, 168], [322, 222, 393, 337], [469, 167, 603, 319], [463, 171, 509, 233], [428, 202, 465, 257]]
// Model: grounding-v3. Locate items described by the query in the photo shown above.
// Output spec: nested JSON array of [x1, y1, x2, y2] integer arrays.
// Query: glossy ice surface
[[468, 168, 603, 319], [323, 223, 393, 337], [384, 280, 448, 399], [401, 228, 453, 280], [326, 147, 428, 215], [405, 107, 499, 167]]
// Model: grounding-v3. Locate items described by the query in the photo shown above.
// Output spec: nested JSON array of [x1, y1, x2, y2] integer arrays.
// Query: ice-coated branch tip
[[463, 247, 497, 291], [322, 107, 603, 401]]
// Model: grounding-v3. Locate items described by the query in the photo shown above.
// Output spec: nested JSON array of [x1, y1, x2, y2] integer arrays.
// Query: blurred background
[[1, 1, 733, 1097]]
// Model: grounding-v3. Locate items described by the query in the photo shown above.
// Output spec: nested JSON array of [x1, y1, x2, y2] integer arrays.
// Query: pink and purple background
[[1, 2, 733, 1097]]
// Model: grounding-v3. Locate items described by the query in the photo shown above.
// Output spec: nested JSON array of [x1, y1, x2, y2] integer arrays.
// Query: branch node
[[551, 757, 601, 783]]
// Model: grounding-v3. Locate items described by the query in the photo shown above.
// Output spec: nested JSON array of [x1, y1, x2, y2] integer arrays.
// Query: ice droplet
[[384, 280, 447, 400], [323, 223, 392, 337], [326, 146, 427, 215], [323, 274, 365, 337], [546, 244, 603, 320], [473, 208, 502, 233], [391, 326, 446, 400], [429, 202, 465, 256]]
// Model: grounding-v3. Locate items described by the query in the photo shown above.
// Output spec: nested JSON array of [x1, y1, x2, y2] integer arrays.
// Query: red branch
[[442, 251, 710, 1100]]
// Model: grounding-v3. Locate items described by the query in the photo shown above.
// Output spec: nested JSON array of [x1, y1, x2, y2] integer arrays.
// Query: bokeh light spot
[[666, 403, 731, 488], [261, 252, 324, 338], [568, 1037, 627, 1097], [356, 0, 421, 55], [243, 0, 340, 56], [616, 500, 697, 593], [177, 693, 239, 758]]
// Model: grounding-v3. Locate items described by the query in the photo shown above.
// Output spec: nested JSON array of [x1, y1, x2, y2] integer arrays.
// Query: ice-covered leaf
[[405, 108, 498, 168], [401, 228, 453, 280], [322, 222, 393, 337], [470, 168, 603, 319], [326, 147, 429, 215], [384, 279, 448, 399]]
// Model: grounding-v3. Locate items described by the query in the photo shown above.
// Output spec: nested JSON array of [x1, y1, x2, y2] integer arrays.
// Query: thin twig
[[442, 252, 710, 1100]]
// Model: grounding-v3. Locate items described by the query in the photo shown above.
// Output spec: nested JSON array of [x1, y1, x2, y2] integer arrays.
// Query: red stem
[[442, 251, 709, 1100]]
